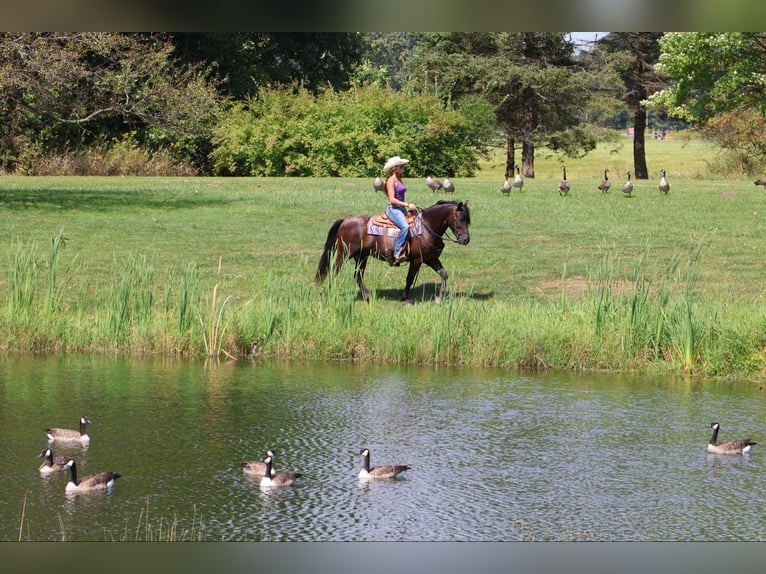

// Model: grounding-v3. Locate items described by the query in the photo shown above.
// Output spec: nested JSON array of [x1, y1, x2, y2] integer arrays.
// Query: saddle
[[367, 210, 422, 238]]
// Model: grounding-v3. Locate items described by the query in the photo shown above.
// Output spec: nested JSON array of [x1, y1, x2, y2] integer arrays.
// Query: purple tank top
[[394, 181, 407, 202]]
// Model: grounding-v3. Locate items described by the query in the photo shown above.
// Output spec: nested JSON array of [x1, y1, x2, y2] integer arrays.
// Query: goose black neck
[[264, 457, 273, 477], [362, 452, 371, 472], [69, 460, 78, 484], [709, 426, 719, 445], [80, 420, 87, 434]]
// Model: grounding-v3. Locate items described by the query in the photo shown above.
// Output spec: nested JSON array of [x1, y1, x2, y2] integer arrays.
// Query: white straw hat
[[383, 156, 410, 171]]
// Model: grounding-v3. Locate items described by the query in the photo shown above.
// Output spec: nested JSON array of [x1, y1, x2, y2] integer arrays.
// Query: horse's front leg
[[427, 259, 448, 303], [402, 262, 422, 304], [354, 255, 370, 302]]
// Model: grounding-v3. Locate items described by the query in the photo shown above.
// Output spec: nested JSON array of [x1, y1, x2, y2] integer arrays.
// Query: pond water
[[1, 355, 765, 542]]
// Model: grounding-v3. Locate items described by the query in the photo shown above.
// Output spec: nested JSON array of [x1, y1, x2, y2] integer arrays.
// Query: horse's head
[[450, 200, 471, 245]]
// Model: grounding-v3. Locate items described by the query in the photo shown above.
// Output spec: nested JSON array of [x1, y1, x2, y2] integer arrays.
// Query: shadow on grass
[[0, 188, 249, 212], [375, 282, 495, 302]]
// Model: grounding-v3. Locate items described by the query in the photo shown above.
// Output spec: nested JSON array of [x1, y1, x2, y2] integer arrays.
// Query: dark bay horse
[[315, 200, 471, 303]]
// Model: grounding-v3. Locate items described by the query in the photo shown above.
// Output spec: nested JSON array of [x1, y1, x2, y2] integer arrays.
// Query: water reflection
[[1, 355, 765, 541]]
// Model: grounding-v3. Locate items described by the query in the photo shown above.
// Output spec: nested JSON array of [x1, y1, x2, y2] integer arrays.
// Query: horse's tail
[[315, 218, 344, 284]]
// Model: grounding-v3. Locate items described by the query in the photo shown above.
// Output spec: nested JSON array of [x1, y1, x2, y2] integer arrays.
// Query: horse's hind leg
[[354, 256, 370, 302]]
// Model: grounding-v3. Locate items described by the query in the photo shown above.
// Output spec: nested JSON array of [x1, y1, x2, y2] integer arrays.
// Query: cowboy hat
[[383, 156, 410, 171]]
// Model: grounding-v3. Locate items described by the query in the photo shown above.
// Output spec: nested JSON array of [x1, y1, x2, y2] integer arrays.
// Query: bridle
[[417, 204, 465, 244]]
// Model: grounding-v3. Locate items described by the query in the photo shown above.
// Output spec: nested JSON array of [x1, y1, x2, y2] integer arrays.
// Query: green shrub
[[210, 85, 494, 177]]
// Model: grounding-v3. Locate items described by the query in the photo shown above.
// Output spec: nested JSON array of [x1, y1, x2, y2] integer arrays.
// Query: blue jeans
[[386, 204, 409, 255]]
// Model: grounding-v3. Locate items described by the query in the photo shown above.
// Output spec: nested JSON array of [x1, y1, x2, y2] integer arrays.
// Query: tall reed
[[672, 238, 712, 373], [178, 261, 200, 335], [106, 254, 155, 339], [108, 254, 132, 337], [199, 257, 234, 359], [43, 229, 66, 318], [6, 238, 39, 320], [125, 500, 206, 542]]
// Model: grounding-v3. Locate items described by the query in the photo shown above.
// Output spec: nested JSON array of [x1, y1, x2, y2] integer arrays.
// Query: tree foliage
[[0, 32, 222, 172], [210, 85, 494, 177], [648, 32, 766, 123], [169, 33, 367, 98], [404, 32, 620, 177]]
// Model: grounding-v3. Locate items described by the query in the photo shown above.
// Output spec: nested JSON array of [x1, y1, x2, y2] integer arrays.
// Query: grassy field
[[2, 131, 766, 379]]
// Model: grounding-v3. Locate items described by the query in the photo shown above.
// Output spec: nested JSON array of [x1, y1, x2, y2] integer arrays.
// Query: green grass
[[3, 132, 766, 379]]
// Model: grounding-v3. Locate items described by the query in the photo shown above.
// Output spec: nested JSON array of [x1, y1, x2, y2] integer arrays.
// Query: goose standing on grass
[[512, 165, 524, 191], [558, 166, 570, 196], [621, 171, 633, 197], [357, 448, 411, 480], [46, 416, 91, 445], [707, 422, 757, 455], [426, 173, 443, 193], [598, 168, 611, 193], [442, 175, 455, 194], [38, 448, 70, 474], [754, 175, 766, 189], [64, 459, 120, 493], [259, 455, 302, 488], [373, 169, 386, 193], [500, 172, 511, 196], [658, 169, 670, 194], [241, 449, 277, 477]]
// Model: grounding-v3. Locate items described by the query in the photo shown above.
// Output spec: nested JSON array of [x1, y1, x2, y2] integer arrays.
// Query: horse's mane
[[428, 199, 471, 225]]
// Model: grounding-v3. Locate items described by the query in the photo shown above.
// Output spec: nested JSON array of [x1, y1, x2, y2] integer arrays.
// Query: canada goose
[[512, 165, 524, 191], [259, 455, 302, 487], [558, 166, 570, 196], [64, 459, 120, 492], [707, 422, 757, 455], [426, 174, 443, 193], [621, 171, 633, 197], [442, 176, 455, 194], [45, 416, 91, 445], [38, 448, 70, 474], [658, 169, 670, 194], [373, 176, 385, 193], [500, 173, 511, 196], [357, 448, 411, 480], [241, 449, 277, 477], [598, 169, 611, 193], [754, 176, 766, 189]]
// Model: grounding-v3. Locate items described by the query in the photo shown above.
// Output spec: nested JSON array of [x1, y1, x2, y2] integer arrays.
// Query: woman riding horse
[[316, 199, 470, 304]]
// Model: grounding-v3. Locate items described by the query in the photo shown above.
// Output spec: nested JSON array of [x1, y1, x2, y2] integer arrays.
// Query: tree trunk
[[522, 141, 535, 178], [505, 134, 515, 177], [520, 85, 536, 178], [633, 107, 648, 179]]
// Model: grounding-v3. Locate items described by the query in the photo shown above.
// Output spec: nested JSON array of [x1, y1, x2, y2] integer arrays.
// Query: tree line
[[1, 32, 764, 178]]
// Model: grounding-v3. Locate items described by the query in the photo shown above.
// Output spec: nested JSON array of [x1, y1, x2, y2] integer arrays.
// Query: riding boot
[[393, 244, 409, 265]]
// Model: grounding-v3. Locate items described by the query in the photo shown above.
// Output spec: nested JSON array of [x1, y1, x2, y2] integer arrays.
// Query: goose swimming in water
[[259, 455, 302, 488], [241, 449, 277, 477], [38, 448, 70, 474], [46, 416, 91, 445], [357, 448, 411, 480], [707, 422, 757, 455], [64, 459, 121, 493]]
